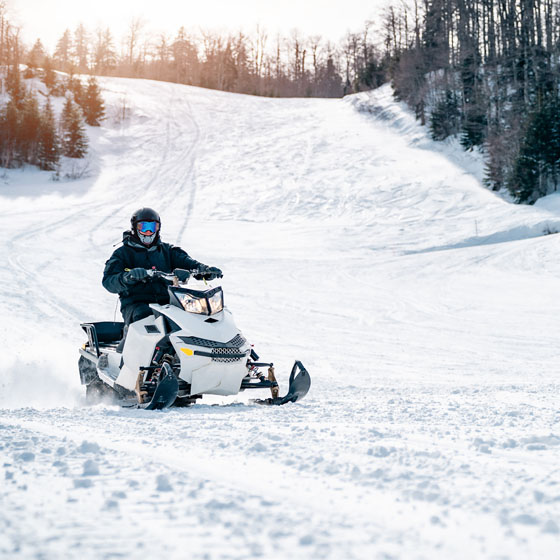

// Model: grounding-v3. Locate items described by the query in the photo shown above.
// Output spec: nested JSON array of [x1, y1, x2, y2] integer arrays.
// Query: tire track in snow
[[3, 83, 202, 326]]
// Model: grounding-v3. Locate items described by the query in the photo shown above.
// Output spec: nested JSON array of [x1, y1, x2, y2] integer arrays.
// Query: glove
[[124, 268, 149, 284], [194, 265, 223, 281], [173, 268, 191, 282]]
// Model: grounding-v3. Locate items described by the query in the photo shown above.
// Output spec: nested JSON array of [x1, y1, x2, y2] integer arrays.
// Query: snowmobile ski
[[142, 363, 179, 410], [252, 361, 311, 406]]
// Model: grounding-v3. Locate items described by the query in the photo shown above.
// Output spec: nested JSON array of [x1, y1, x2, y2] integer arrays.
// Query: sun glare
[[17, 0, 382, 50]]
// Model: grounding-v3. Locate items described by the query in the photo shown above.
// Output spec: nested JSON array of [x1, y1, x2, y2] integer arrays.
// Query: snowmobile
[[78, 268, 310, 409]]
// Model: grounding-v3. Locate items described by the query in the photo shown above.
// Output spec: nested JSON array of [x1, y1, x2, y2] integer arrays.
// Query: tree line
[[383, 0, 560, 203], [3, 1, 559, 202], [12, 18, 391, 99]]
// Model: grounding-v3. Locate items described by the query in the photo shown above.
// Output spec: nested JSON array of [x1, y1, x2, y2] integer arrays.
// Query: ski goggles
[[137, 221, 159, 234]]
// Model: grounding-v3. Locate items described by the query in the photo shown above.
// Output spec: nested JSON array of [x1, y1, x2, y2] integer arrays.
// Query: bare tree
[[125, 17, 145, 75]]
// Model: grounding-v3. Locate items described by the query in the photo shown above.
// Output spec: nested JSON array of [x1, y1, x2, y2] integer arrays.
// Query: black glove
[[194, 265, 223, 281], [123, 268, 149, 284], [173, 268, 191, 282]]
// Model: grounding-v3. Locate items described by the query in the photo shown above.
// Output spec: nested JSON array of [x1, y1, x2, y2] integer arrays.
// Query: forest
[[386, 0, 560, 203], [1, 1, 560, 202]]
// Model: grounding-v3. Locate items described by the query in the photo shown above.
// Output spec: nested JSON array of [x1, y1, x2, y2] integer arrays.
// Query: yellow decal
[[180, 347, 194, 357]]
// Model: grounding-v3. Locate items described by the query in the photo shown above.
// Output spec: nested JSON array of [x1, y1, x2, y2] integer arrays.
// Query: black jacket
[[102, 231, 204, 307]]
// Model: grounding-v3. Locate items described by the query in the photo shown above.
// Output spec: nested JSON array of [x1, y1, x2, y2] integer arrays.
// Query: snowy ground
[[1, 80, 560, 559]]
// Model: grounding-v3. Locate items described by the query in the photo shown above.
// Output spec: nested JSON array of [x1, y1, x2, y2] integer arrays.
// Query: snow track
[[1, 81, 560, 558]]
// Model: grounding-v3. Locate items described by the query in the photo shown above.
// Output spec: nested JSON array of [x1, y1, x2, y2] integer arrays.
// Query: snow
[[1, 79, 560, 558]]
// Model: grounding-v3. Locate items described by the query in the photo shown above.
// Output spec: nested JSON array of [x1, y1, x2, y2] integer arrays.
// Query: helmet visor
[[137, 221, 159, 234]]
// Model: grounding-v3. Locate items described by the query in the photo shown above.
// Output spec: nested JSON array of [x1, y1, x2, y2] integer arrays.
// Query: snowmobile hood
[[122, 230, 161, 252]]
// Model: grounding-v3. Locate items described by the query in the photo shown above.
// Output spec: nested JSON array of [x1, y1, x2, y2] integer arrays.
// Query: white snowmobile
[[78, 268, 310, 409]]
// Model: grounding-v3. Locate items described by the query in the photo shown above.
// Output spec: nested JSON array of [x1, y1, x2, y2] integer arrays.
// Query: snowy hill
[[1, 78, 560, 559]]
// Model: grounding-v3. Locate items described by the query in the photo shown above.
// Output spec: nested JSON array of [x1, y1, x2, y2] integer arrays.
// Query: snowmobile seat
[[81, 322, 125, 356], [82, 321, 125, 343]]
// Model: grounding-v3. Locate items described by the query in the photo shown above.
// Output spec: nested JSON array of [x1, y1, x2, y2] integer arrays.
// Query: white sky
[[10, 0, 389, 51]]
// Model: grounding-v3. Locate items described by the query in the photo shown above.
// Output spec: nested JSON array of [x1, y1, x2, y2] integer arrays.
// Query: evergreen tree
[[83, 76, 105, 125], [429, 90, 460, 140], [38, 97, 60, 171], [460, 107, 487, 150], [318, 56, 343, 97], [54, 29, 72, 72], [65, 74, 84, 106], [74, 23, 89, 71], [41, 56, 57, 92], [6, 67, 25, 109], [26, 39, 45, 70], [459, 51, 486, 150], [507, 98, 560, 202], [18, 92, 41, 163], [60, 96, 88, 158], [171, 27, 199, 83], [1, 100, 21, 167]]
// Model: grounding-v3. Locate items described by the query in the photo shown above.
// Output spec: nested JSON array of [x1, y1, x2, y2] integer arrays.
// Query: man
[[102, 208, 222, 341]]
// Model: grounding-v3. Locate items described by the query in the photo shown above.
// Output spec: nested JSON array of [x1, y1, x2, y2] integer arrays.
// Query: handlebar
[[146, 268, 196, 283], [125, 268, 221, 284], [146, 268, 221, 284]]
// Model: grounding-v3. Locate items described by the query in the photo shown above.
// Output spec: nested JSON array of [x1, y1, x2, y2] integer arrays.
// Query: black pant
[[121, 302, 153, 326], [117, 303, 153, 352]]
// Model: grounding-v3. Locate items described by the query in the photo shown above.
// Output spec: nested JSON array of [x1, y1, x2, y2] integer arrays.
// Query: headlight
[[178, 293, 209, 315], [208, 291, 223, 314]]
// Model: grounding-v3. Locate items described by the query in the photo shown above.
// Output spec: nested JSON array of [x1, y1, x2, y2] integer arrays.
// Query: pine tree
[[74, 23, 89, 72], [54, 29, 72, 72], [18, 92, 41, 163], [1, 100, 21, 167], [41, 56, 57, 92], [6, 67, 24, 108], [65, 74, 84, 106], [60, 96, 88, 158], [508, 98, 560, 202], [38, 97, 60, 171], [83, 76, 105, 125], [26, 39, 45, 70], [429, 90, 460, 140]]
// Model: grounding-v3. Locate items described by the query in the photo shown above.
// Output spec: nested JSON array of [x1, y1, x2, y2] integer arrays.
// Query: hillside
[[1, 78, 560, 559]]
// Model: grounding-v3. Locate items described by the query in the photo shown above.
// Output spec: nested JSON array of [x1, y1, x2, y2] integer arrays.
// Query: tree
[[38, 97, 60, 170], [317, 55, 343, 97], [0, 99, 20, 167], [6, 66, 24, 108], [83, 76, 105, 125], [73, 23, 89, 71], [18, 91, 41, 163], [430, 90, 460, 140], [60, 96, 88, 158], [41, 56, 57, 92], [507, 98, 560, 202], [171, 27, 198, 84], [54, 29, 72, 72], [125, 17, 144, 74], [94, 27, 116, 74], [67, 74, 85, 107], [26, 39, 45, 71]]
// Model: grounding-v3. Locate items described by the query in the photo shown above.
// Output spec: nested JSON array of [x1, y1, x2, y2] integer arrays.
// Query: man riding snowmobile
[[102, 207, 222, 348], [78, 206, 309, 409]]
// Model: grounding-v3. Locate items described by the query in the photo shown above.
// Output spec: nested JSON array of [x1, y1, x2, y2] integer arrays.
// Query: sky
[[10, 0, 390, 51]]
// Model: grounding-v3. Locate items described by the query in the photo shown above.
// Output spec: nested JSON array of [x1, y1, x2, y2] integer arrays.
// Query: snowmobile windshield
[[169, 286, 224, 316]]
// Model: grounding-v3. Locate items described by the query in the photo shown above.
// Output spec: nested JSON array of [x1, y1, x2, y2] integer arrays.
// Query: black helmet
[[131, 207, 161, 246]]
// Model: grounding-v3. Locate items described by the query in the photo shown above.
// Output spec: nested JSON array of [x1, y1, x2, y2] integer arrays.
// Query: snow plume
[[0, 343, 81, 409]]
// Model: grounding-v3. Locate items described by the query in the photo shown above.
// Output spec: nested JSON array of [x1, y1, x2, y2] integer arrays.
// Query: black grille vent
[[211, 347, 247, 363], [179, 334, 246, 349]]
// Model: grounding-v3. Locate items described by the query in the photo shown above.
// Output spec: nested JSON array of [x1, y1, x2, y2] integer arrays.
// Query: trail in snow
[[1, 80, 560, 559]]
